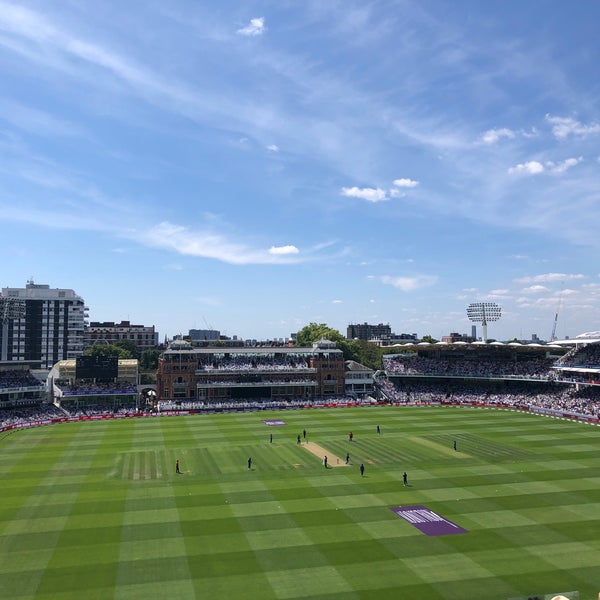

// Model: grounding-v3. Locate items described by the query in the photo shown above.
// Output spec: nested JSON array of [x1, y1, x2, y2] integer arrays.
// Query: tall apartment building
[[347, 322, 392, 341], [86, 321, 158, 352], [0, 281, 88, 369]]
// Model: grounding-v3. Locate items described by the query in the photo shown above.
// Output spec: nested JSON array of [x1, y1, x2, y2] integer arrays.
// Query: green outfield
[[1, 406, 599, 600]]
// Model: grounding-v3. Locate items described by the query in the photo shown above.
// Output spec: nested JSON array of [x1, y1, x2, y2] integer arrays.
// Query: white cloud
[[521, 285, 549, 294], [481, 128, 515, 144], [515, 273, 585, 284], [546, 156, 583, 173], [546, 115, 600, 139], [267, 144, 280, 152], [393, 178, 419, 188], [508, 161, 544, 175], [136, 222, 302, 265], [380, 274, 437, 291], [332, 299, 343, 304], [508, 157, 582, 176], [341, 186, 388, 203], [268, 245, 299, 255], [237, 17, 265, 36]]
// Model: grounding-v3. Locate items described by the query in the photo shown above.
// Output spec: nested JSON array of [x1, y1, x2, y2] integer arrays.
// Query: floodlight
[[0, 296, 25, 324], [1, 296, 26, 361], [466, 302, 501, 343]]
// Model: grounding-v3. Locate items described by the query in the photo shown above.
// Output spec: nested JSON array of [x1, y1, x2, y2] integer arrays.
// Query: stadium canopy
[[551, 332, 600, 346], [553, 366, 600, 373]]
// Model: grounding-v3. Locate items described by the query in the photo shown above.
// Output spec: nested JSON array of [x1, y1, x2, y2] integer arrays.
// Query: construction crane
[[550, 285, 564, 342]]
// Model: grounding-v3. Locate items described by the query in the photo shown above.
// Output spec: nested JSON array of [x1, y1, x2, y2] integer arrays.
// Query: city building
[[0, 281, 88, 369], [86, 321, 158, 352], [157, 338, 346, 403], [189, 329, 220, 341], [347, 322, 392, 341], [441, 332, 476, 343]]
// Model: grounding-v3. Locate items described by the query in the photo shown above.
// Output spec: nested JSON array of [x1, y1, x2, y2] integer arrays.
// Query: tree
[[352, 339, 384, 370], [139, 372, 156, 384], [420, 334, 439, 344], [113, 339, 139, 359], [85, 343, 132, 360], [295, 323, 374, 363], [295, 323, 345, 347], [140, 348, 161, 370]]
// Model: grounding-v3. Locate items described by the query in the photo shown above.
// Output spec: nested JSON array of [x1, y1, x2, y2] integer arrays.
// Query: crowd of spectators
[[63, 405, 139, 418], [0, 370, 44, 389], [383, 355, 555, 379], [157, 396, 355, 412], [197, 356, 311, 372], [555, 344, 600, 368], [376, 378, 600, 417], [3, 382, 600, 428], [55, 379, 137, 396], [0, 404, 65, 428], [196, 376, 315, 385]]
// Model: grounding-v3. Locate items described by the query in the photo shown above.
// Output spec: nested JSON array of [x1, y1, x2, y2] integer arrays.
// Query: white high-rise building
[[0, 281, 88, 368]]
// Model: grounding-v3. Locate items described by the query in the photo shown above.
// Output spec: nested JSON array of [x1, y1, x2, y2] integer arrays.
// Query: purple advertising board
[[391, 505, 468, 536]]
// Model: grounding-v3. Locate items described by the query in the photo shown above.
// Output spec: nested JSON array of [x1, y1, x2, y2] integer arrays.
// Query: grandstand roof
[[385, 341, 568, 355], [553, 366, 600, 373], [551, 334, 600, 346], [162, 345, 342, 356], [345, 360, 373, 373], [53, 359, 138, 368]]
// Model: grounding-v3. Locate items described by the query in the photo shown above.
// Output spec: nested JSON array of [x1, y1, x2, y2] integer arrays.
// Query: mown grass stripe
[[2, 407, 600, 599]]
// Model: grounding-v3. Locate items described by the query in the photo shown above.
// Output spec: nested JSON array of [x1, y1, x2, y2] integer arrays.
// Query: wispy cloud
[[135, 222, 305, 265], [515, 273, 585, 284], [0, 99, 83, 137], [546, 115, 600, 139], [237, 17, 265, 36], [546, 156, 583, 173], [267, 144, 280, 152], [380, 275, 437, 291], [508, 156, 583, 176], [521, 285, 549, 294], [481, 127, 515, 144]]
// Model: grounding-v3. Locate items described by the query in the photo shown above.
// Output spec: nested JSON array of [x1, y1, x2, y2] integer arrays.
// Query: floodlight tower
[[467, 302, 501, 343], [0, 296, 26, 361]]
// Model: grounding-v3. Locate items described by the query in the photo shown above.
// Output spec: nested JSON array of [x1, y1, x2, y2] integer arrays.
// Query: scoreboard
[[75, 355, 118, 381]]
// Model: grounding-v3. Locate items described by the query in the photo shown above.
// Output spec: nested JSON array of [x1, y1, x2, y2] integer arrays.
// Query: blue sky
[[1, 1, 599, 342]]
